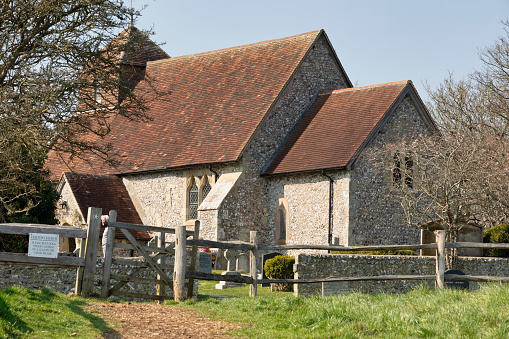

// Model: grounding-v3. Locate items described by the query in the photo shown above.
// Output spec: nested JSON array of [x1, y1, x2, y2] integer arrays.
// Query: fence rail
[[175, 229, 509, 300]]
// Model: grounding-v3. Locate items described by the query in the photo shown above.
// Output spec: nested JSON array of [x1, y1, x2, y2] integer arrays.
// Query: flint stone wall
[[0, 255, 197, 300], [295, 254, 509, 296]]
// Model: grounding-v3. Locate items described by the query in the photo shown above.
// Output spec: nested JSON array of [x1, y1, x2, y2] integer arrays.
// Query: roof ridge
[[319, 80, 410, 96], [148, 30, 323, 65]]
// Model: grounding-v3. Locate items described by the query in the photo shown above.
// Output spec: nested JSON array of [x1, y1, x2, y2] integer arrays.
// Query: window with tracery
[[188, 178, 199, 220], [186, 175, 215, 221]]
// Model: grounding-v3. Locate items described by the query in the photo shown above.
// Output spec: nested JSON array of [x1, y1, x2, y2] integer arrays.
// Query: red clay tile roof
[[262, 81, 417, 175], [64, 173, 150, 240], [47, 30, 337, 179]]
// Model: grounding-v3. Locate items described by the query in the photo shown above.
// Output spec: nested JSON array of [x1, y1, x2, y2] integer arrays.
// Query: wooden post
[[435, 230, 446, 289], [75, 238, 86, 295], [82, 207, 102, 296], [157, 231, 166, 304], [186, 220, 200, 299], [249, 231, 258, 297], [173, 225, 187, 301], [101, 210, 117, 299]]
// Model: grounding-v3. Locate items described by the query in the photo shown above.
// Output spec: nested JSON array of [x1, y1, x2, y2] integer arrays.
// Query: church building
[[47, 27, 437, 248]]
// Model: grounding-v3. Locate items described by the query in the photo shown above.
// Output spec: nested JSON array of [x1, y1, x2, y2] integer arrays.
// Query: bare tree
[[0, 1, 165, 220], [375, 21, 509, 267]]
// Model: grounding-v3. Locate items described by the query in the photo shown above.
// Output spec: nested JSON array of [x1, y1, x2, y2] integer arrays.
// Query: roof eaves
[[261, 165, 348, 177]]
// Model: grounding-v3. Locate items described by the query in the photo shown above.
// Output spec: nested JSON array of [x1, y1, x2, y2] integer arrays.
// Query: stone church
[[47, 27, 437, 248]]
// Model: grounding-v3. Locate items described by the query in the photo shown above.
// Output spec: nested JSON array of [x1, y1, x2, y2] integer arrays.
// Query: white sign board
[[28, 233, 59, 258]]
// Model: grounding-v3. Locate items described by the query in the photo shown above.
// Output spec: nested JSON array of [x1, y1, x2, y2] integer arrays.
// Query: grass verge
[[185, 283, 509, 338], [0, 286, 118, 338]]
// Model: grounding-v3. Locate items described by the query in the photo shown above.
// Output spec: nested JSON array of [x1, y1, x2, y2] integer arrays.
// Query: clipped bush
[[483, 224, 509, 258], [264, 255, 295, 292]]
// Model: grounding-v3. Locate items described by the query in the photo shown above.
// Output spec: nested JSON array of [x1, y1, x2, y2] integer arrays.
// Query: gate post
[[173, 225, 187, 301], [186, 220, 200, 299], [101, 210, 117, 298], [249, 231, 258, 297], [435, 230, 446, 289], [82, 207, 102, 296]]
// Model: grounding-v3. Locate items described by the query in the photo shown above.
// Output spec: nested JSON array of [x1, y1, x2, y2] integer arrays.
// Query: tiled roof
[[262, 81, 413, 175], [46, 30, 328, 179], [64, 173, 150, 240]]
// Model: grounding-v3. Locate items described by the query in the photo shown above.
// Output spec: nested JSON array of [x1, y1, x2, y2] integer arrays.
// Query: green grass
[[196, 272, 293, 299], [184, 284, 509, 338], [4, 283, 509, 338], [0, 286, 117, 338]]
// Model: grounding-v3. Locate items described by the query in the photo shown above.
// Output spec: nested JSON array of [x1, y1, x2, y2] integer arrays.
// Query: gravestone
[[322, 281, 349, 296], [262, 252, 282, 287], [216, 249, 243, 289], [237, 252, 250, 274], [199, 252, 212, 274], [215, 249, 228, 270], [445, 269, 469, 290]]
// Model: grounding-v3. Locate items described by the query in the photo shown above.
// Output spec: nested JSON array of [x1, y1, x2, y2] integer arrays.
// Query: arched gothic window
[[275, 197, 288, 244], [188, 178, 199, 220]]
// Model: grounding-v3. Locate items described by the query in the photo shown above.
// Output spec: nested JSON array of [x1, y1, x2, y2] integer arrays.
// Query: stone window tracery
[[185, 173, 216, 222]]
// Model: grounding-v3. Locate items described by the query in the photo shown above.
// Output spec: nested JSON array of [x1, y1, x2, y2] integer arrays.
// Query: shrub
[[483, 224, 509, 257], [264, 255, 295, 292]]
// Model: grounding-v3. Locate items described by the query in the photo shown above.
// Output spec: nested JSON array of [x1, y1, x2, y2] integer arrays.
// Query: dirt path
[[86, 302, 244, 338]]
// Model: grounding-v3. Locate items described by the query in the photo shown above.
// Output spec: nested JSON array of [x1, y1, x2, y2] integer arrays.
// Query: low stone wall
[[294, 254, 509, 296], [0, 255, 197, 300]]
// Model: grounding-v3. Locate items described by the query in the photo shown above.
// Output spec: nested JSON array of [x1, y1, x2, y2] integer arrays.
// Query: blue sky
[[133, 0, 508, 102]]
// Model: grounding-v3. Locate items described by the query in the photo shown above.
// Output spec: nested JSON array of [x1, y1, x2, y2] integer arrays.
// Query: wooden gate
[[101, 210, 198, 301]]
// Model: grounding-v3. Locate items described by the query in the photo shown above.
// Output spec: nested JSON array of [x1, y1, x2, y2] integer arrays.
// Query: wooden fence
[[0, 206, 102, 296], [177, 229, 509, 300]]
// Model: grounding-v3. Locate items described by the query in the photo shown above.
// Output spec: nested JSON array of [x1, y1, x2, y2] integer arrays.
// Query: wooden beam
[[186, 220, 200, 299], [157, 230, 166, 303], [101, 210, 117, 299], [444, 274, 509, 283], [258, 243, 438, 252], [114, 242, 174, 254], [435, 230, 446, 289], [249, 231, 258, 297], [108, 221, 194, 237], [446, 242, 509, 249], [82, 207, 102, 296], [173, 225, 187, 301], [257, 275, 436, 284], [0, 252, 84, 267], [0, 223, 87, 238], [186, 239, 252, 251], [185, 271, 253, 284]]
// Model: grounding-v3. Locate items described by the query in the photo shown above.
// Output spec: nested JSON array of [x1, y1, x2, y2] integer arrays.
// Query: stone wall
[[0, 256, 197, 300], [295, 253, 509, 296], [349, 95, 431, 245], [266, 171, 351, 249]]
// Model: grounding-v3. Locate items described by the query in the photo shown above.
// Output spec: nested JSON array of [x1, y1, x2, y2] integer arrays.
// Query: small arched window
[[202, 177, 212, 200], [275, 197, 288, 245], [188, 177, 199, 220]]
